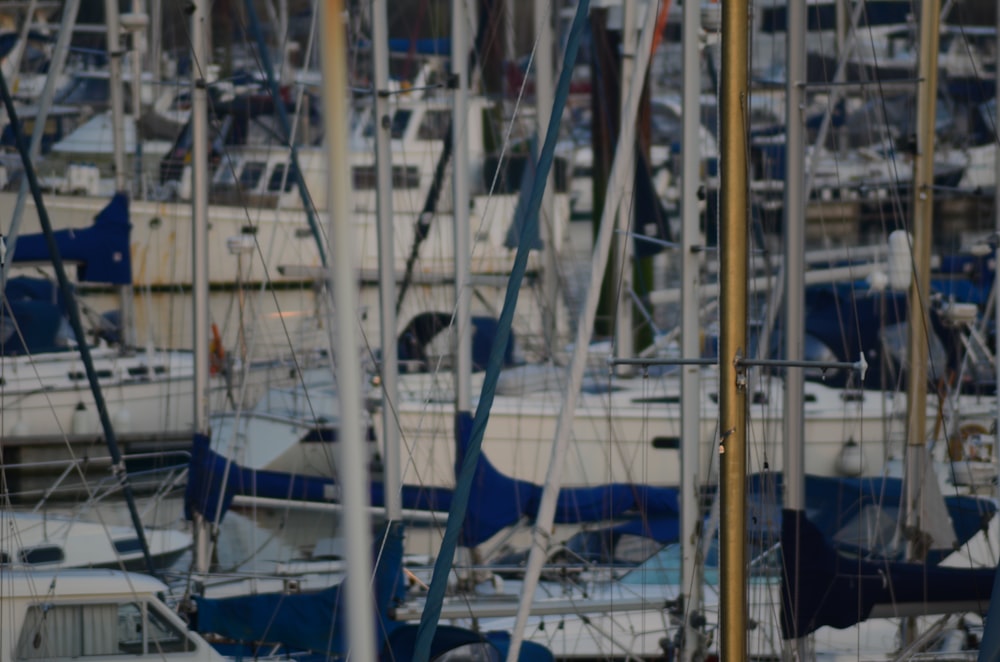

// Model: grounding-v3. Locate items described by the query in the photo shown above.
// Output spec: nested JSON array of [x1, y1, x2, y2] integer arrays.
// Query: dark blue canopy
[[184, 430, 681, 548], [780, 509, 995, 639], [10, 192, 132, 284]]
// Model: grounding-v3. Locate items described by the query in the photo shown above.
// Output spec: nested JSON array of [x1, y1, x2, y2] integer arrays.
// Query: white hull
[[0, 512, 191, 571], [222, 363, 997, 490], [374, 369, 996, 488]]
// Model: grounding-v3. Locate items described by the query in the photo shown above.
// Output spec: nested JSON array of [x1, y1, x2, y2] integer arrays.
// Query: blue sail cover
[[183, 431, 681, 548], [10, 192, 132, 284], [383, 624, 554, 661], [979, 562, 1000, 661], [1, 277, 71, 355], [779, 509, 996, 640], [454, 412, 681, 547], [748, 474, 995, 564], [193, 521, 555, 660], [194, 522, 406, 655]]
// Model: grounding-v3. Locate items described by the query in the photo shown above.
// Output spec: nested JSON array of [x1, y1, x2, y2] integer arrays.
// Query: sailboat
[[0, 18, 220, 651], [179, 1, 558, 657]]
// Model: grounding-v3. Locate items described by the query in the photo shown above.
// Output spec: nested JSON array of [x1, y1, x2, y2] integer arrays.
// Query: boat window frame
[[14, 598, 200, 660]]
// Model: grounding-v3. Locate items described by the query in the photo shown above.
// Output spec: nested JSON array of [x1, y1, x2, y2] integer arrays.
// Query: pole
[[904, 0, 941, 566], [453, 0, 472, 414], [190, 0, 212, 574], [373, 0, 402, 522], [535, 0, 559, 353], [782, 0, 808, 657], [680, 0, 704, 655], [319, 0, 377, 658], [718, 0, 749, 657], [613, 0, 636, 368]]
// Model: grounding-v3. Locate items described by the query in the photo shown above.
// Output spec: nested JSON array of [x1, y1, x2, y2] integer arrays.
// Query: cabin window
[[267, 163, 299, 192], [353, 165, 420, 190], [651, 437, 680, 450], [393, 166, 420, 189], [632, 396, 681, 404], [238, 161, 267, 191], [19, 545, 64, 565], [113, 538, 143, 554], [123, 602, 194, 655], [416, 109, 451, 141], [16, 601, 194, 659]]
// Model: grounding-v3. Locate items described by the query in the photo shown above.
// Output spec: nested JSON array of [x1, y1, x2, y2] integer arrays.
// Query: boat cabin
[[1, 569, 223, 661]]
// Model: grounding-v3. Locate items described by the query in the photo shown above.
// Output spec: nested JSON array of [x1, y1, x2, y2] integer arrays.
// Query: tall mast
[[319, 0, 377, 657], [105, 0, 127, 191], [680, 0, 703, 656], [106, 0, 136, 348], [190, 0, 212, 574], [613, 0, 635, 365], [718, 0, 749, 659], [995, 0, 1000, 491], [535, 0, 558, 352], [373, 0, 402, 521], [782, 0, 807, 655], [453, 0, 472, 415], [903, 0, 941, 566]]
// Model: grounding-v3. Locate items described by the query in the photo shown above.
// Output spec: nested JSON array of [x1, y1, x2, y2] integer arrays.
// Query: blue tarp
[[194, 522, 406, 656], [780, 509, 996, 639], [10, 192, 132, 284], [748, 474, 994, 565], [184, 432, 681, 548], [193, 522, 555, 660]]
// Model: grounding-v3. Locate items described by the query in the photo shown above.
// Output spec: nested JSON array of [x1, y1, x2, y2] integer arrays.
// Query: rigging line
[[411, 1, 591, 657]]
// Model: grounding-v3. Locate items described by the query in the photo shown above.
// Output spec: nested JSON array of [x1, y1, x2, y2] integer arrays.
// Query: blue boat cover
[[979, 561, 1000, 661], [1, 277, 69, 354], [194, 521, 406, 655], [10, 193, 132, 284], [748, 473, 994, 564], [383, 624, 554, 661], [183, 432, 681, 548], [193, 522, 554, 660], [779, 509, 995, 639]]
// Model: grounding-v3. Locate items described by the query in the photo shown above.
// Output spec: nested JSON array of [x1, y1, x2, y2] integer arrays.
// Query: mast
[[680, 0, 703, 656], [782, 0, 807, 656], [190, 0, 212, 574], [124, 2, 147, 200], [319, 0, 377, 657], [995, 0, 1000, 490], [105, 0, 136, 349], [613, 0, 635, 366], [373, 0, 402, 521], [718, 0, 749, 660], [903, 0, 941, 566], [453, 0, 472, 415], [535, 0, 558, 352], [105, 0, 127, 192]]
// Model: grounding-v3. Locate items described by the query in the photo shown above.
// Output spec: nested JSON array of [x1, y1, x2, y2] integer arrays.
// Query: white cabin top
[[0, 569, 223, 661]]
